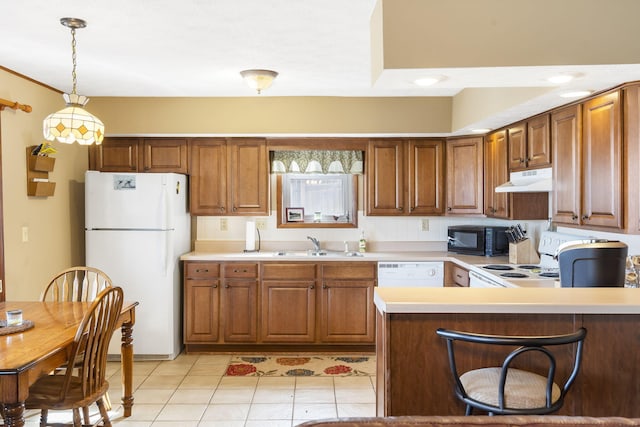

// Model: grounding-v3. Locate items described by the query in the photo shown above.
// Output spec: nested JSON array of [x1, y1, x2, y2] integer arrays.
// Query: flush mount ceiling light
[[413, 75, 444, 87], [43, 17, 104, 145], [240, 69, 278, 94], [547, 73, 582, 84]]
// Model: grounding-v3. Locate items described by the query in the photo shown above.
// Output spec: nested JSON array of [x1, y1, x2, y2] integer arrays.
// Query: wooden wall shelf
[[26, 146, 56, 197]]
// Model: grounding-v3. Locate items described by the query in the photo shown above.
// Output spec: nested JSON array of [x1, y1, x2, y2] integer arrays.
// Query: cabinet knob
[[572, 214, 578, 220], [220, 206, 225, 212], [233, 269, 247, 273], [224, 284, 230, 288], [323, 284, 328, 289], [195, 269, 209, 273], [213, 284, 218, 288], [519, 158, 525, 163], [582, 215, 590, 221], [447, 207, 452, 211], [233, 206, 237, 212], [309, 284, 315, 289]]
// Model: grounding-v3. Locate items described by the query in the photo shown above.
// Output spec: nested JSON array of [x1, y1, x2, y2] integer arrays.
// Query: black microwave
[[447, 225, 509, 256]]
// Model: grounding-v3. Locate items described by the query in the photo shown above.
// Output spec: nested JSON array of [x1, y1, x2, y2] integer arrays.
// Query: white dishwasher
[[377, 262, 444, 287]]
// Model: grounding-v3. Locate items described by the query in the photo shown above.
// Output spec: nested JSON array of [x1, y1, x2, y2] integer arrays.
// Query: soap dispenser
[[358, 231, 367, 253]]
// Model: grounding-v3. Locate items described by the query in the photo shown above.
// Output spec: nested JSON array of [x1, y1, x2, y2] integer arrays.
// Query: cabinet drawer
[[322, 262, 376, 280], [223, 263, 259, 278], [453, 266, 469, 287], [262, 263, 316, 280], [185, 262, 219, 278]]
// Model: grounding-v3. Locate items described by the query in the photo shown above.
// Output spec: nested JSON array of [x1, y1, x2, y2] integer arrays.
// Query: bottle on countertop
[[359, 231, 367, 253]]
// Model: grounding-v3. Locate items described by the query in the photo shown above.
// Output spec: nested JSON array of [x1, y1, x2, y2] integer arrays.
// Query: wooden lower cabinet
[[320, 263, 376, 343], [260, 263, 317, 343], [184, 262, 220, 343], [184, 260, 376, 351]]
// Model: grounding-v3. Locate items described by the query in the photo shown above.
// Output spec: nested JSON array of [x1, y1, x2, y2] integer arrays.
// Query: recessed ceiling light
[[559, 90, 592, 98], [548, 74, 575, 84], [414, 76, 442, 87], [470, 128, 491, 133]]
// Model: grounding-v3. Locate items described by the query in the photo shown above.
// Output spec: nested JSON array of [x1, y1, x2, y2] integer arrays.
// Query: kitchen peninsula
[[374, 287, 640, 418]]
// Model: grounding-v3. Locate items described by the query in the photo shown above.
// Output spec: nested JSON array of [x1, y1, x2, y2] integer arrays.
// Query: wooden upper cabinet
[[366, 138, 444, 216], [581, 91, 622, 229], [446, 137, 483, 215], [526, 115, 552, 169], [552, 104, 582, 225], [366, 139, 405, 215], [189, 138, 268, 216], [90, 137, 139, 172], [484, 130, 509, 218], [227, 138, 269, 215], [552, 91, 623, 230], [89, 137, 187, 173], [624, 85, 640, 234], [508, 115, 551, 171], [141, 138, 188, 173], [408, 139, 445, 215], [189, 138, 227, 215]]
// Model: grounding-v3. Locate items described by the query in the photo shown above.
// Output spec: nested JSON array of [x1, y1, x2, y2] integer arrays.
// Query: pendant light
[[43, 17, 104, 145], [240, 69, 278, 94]]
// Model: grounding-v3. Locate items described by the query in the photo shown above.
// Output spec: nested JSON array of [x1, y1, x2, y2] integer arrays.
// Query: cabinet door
[[189, 138, 227, 215], [227, 138, 269, 215], [319, 279, 375, 343], [552, 104, 582, 225], [624, 85, 640, 233], [527, 114, 552, 169], [484, 130, 509, 218], [141, 138, 188, 173], [582, 92, 622, 229], [408, 139, 445, 215], [366, 139, 405, 215], [508, 123, 527, 171], [184, 279, 219, 343], [222, 280, 258, 342], [446, 137, 484, 215], [261, 280, 316, 342], [91, 138, 139, 172]]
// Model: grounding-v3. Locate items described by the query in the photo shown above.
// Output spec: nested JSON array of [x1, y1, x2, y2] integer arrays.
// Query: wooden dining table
[[0, 300, 138, 427]]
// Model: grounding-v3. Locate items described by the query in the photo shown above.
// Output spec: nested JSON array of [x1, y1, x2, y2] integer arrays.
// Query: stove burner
[[500, 272, 529, 278], [518, 265, 539, 270], [539, 272, 559, 278], [483, 264, 514, 271]]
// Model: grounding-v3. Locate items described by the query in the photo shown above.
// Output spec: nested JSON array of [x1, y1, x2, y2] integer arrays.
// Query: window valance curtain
[[270, 150, 364, 174]]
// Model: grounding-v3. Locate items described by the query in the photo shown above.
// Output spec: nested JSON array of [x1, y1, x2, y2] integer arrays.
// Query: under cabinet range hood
[[495, 167, 552, 193]]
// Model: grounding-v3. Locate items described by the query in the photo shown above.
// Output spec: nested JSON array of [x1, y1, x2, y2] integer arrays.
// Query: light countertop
[[180, 250, 506, 268], [374, 287, 640, 314]]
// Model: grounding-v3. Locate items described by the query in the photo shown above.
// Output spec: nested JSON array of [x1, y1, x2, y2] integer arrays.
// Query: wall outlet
[[219, 218, 228, 231], [21, 226, 29, 242], [256, 219, 267, 230], [420, 219, 429, 232]]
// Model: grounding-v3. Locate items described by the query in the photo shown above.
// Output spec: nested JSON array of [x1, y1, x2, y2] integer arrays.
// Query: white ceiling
[[4, 0, 640, 134]]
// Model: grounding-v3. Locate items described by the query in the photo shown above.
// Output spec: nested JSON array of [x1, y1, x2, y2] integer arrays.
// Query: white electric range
[[468, 231, 589, 288]]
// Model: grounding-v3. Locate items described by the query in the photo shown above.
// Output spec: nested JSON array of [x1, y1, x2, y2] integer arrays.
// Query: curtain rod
[[0, 98, 32, 113]]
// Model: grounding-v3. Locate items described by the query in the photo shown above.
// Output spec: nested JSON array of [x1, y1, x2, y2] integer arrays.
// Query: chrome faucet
[[307, 236, 321, 251]]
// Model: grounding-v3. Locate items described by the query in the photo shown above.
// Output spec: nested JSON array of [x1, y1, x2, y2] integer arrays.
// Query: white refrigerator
[[85, 170, 190, 360]]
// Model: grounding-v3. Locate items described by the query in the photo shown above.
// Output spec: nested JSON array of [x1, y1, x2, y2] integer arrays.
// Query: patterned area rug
[[224, 355, 375, 377]]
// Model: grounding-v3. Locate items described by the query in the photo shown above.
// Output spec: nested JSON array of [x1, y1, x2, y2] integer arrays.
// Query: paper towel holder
[[243, 228, 261, 253]]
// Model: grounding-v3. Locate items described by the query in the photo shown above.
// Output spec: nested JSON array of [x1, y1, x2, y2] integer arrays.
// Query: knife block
[[509, 239, 540, 264]]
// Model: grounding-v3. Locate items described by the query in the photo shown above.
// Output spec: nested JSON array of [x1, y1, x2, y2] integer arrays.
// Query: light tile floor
[[22, 353, 376, 427]]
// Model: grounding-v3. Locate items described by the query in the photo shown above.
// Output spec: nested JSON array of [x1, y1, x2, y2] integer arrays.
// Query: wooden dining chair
[[25, 286, 124, 427], [40, 266, 113, 303]]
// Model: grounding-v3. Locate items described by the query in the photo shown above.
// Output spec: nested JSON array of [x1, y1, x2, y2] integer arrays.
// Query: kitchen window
[[276, 174, 357, 228]]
